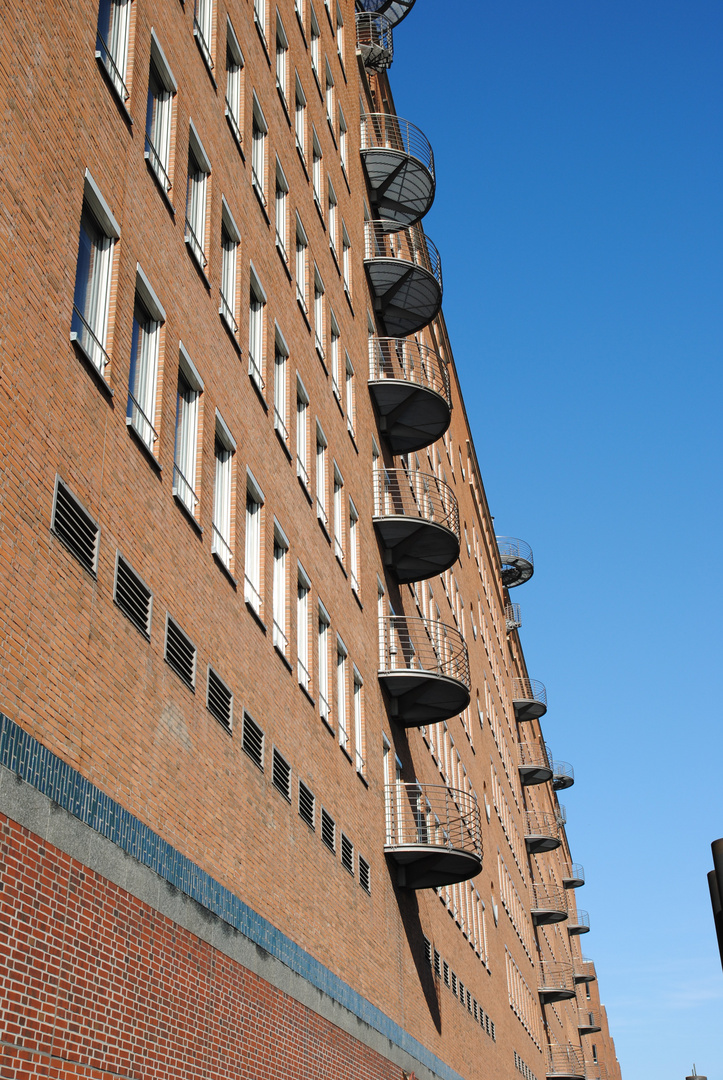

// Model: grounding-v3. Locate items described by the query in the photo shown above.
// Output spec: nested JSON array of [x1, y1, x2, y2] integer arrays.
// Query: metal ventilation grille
[[299, 781, 315, 828], [451, 971, 457, 996], [433, 948, 441, 977], [321, 808, 335, 852], [359, 855, 371, 894], [341, 833, 354, 875], [423, 937, 432, 967], [164, 616, 196, 688], [207, 667, 233, 730], [272, 748, 291, 801], [52, 478, 99, 575], [114, 554, 152, 638], [242, 713, 264, 769]]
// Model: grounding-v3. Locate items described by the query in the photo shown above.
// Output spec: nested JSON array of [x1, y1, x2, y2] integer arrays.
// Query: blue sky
[[391, 3, 723, 1076]]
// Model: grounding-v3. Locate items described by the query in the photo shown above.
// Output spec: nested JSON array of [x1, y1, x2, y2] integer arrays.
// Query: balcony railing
[[364, 221, 442, 337], [355, 0, 416, 29], [356, 12, 394, 71], [547, 1045, 586, 1080], [530, 884, 568, 925], [378, 614, 470, 726], [361, 113, 434, 228], [373, 469, 460, 582], [584, 1064, 607, 1080], [517, 741, 553, 786], [368, 336, 451, 452], [577, 1008, 602, 1035], [512, 677, 548, 721], [552, 759, 575, 790], [538, 960, 576, 1003], [563, 863, 585, 889], [573, 958, 596, 984], [567, 909, 591, 935], [384, 781, 482, 888], [505, 602, 522, 631], [496, 536, 534, 588], [523, 810, 560, 853]]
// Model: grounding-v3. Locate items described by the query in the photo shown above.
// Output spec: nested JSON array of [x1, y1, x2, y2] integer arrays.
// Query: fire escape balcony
[[497, 536, 534, 587], [384, 782, 482, 888], [577, 1008, 602, 1036], [567, 909, 591, 935], [378, 615, 470, 726], [364, 221, 442, 338], [373, 469, 460, 582], [512, 677, 548, 722], [547, 1046, 586, 1080], [368, 337, 451, 453], [361, 113, 435, 228], [573, 958, 597, 985], [530, 884, 568, 925], [552, 760, 575, 790], [523, 811, 561, 853], [355, 0, 416, 29], [518, 741, 553, 786], [562, 863, 585, 889], [584, 1064, 607, 1080], [538, 960, 576, 1003], [356, 12, 394, 71], [505, 602, 522, 631]]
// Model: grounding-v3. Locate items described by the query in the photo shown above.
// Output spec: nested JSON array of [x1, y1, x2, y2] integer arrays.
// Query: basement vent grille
[[359, 855, 371, 894], [341, 833, 354, 875], [321, 808, 335, 853], [207, 667, 233, 731], [451, 971, 458, 996], [299, 781, 315, 828], [114, 553, 152, 638], [242, 713, 264, 769], [164, 616, 196, 688], [51, 477, 100, 575], [434, 949, 441, 978], [473, 1000, 479, 1022], [458, 978, 464, 1002], [443, 961, 450, 987], [466, 990, 472, 1012], [423, 937, 432, 967], [272, 748, 291, 801]]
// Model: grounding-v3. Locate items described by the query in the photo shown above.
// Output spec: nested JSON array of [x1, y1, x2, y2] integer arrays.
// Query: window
[[254, 0, 267, 48], [248, 265, 267, 393], [173, 345, 203, 514], [353, 668, 364, 774], [349, 498, 359, 592], [333, 464, 343, 561], [295, 215, 308, 311], [185, 122, 211, 269], [194, 0, 214, 71], [335, 2, 344, 62], [245, 471, 264, 613], [145, 33, 176, 193], [276, 15, 288, 104], [312, 130, 322, 206], [313, 267, 325, 358], [328, 180, 337, 258], [295, 0, 305, 31], [336, 637, 348, 751], [274, 327, 289, 443], [273, 522, 289, 654], [324, 60, 334, 130], [251, 94, 267, 205], [296, 375, 310, 487], [225, 20, 244, 146], [275, 159, 289, 262], [126, 266, 165, 453], [294, 74, 307, 160], [220, 196, 240, 335], [212, 412, 235, 570], [345, 351, 356, 437], [71, 172, 119, 374], [318, 602, 330, 722], [339, 105, 347, 173], [297, 564, 310, 690], [330, 313, 340, 397], [310, 5, 320, 79], [342, 223, 351, 296], [315, 422, 327, 527], [96, 0, 131, 102]]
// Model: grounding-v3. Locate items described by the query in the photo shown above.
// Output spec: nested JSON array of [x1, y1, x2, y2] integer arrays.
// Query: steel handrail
[[578, 1007, 601, 1027], [573, 958, 595, 979], [505, 602, 522, 630], [563, 862, 585, 883], [384, 781, 482, 859], [531, 884, 567, 912], [518, 741, 551, 769], [538, 960, 574, 987], [379, 614, 470, 689], [355, 13, 394, 69], [524, 810, 559, 838], [364, 221, 442, 287], [568, 909, 590, 929], [368, 336, 451, 406], [553, 760, 575, 783], [373, 469, 459, 538], [497, 536, 533, 564], [512, 677, 548, 707], [360, 113, 434, 177], [547, 1046, 585, 1077]]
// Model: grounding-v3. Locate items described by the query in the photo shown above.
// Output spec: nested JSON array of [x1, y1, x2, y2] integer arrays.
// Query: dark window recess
[[358, 855, 370, 894], [242, 713, 264, 768], [434, 949, 441, 977], [299, 781, 315, 828], [52, 477, 100, 575], [272, 747, 291, 800], [164, 616, 196, 688], [321, 808, 335, 852], [114, 553, 152, 637], [207, 667, 233, 730], [423, 937, 432, 967], [341, 833, 354, 874]]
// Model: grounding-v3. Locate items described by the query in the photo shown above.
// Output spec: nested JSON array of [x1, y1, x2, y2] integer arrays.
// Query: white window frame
[[273, 519, 289, 654], [275, 12, 288, 104], [126, 264, 165, 451], [295, 214, 308, 311], [145, 32, 177, 193], [339, 104, 347, 174], [312, 128, 322, 207], [275, 158, 289, 262], [336, 636, 348, 751], [324, 59, 334, 131], [328, 178, 337, 258], [353, 666, 364, 774], [296, 375, 310, 487], [71, 171, 119, 373], [95, 0, 132, 103], [318, 601, 330, 723], [294, 73, 307, 161], [315, 421, 328, 528], [185, 121, 211, 270], [335, 2, 344, 64], [349, 497, 359, 593], [310, 4, 320, 78], [313, 265, 325, 358], [220, 195, 240, 335], [297, 563, 311, 690], [274, 324, 289, 443], [225, 20, 244, 147], [254, 0, 267, 48], [248, 263, 267, 393], [173, 343, 203, 514], [333, 463, 344, 562], [194, 0, 214, 71], [342, 222, 351, 297], [345, 351, 355, 437], [245, 470, 265, 613], [213, 411, 236, 569], [251, 93, 268, 205], [330, 312, 341, 398]]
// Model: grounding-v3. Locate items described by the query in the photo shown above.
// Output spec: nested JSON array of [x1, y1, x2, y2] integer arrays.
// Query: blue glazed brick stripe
[[0, 713, 463, 1080]]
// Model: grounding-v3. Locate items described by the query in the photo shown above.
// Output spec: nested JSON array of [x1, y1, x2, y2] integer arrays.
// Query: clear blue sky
[[391, 3, 723, 1077]]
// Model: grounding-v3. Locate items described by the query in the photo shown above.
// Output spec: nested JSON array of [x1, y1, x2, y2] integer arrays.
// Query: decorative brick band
[[0, 712, 464, 1080]]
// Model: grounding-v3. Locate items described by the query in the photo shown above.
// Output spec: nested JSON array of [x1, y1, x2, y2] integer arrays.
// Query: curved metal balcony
[[364, 221, 442, 337], [378, 615, 470, 726], [552, 759, 575, 790], [505, 602, 522, 631], [361, 114, 435, 227], [563, 863, 585, 889], [524, 811, 560, 853], [356, 12, 393, 71], [538, 960, 576, 1003], [573, 958, 596, 985], [373, 469, 460, 582], [384, 782, 482, 888], [547, 1046, 586, 1080], [497, 536, 534, 588], [518, 741, 553, 786], [355, 0, 416, 29], [578, 1009, 602, 1035], [512, 677, 548, 722], [368, 337, 451, 453], [530, 884, 568, 925], [584, 1064, 607, 1080], [567, 909, 591, 935]]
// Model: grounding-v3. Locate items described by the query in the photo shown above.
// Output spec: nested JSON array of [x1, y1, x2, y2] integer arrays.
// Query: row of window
[[423, 938, 497, 1040]]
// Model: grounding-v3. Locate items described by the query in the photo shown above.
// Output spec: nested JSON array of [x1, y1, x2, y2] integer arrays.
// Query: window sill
[[329, 242, 340, 274], [249, 371, 269, 410], [297, 295, 311, 329], [219, 309, 242, 352], [255, 16, 271, 63], [213, 551, 237, 587], [275, 426, 292, 460], [274, 644, 293, 671], [226, 112, 246, 160], [144, 154, 175, 215], [341, 161, 350, 193], [313, 194, 325, 227], [326, 117, 337, 148], [332, 386, 344, 415], [95, 54, 133, 127], [356, 769, 368, 788], [317, 513, 331, 542], [185, 238, 211, 288], [193, 30, 217, 86], [70, 335, 115, 397], [295, 8, 307, 45], [276, 240, 292, 279], [344, 285, 354, 315], [173, 492, 203, 534], [352, 586, 363, 611], [298, 474, 312, 503], [321, 714, 335, 737], [299, 682, 315, 706], [311, 65, 322, 99], [126, 418, 162, 472], [338, 52, 347, 84], [347, 424, 358, 452], [335, 553, 347, 577], [245, 599, 267, 633], [252, 180, 270, 222], [296, 142, 309, 178], [340, 743, 353, 765], [277, 85, 291, 125]]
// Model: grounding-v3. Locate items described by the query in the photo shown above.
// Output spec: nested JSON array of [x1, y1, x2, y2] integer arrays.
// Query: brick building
[[0, 2, 622, 1080]]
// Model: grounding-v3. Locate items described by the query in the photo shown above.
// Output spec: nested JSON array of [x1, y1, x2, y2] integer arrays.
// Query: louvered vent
[[114, 554, 152, 638], [433, 948, 441, 977], [272, 748, 291, 801], [359, 855, 371, 894], [451, 972, 457, 996], [423, 937, 432, 967], [52, 478, 99, 575], [164, 616, 196, 688], [299, 781, 315, 829], [207, 667, 233, 731], [242, 713, 264, 769], [341, 833, 354, 875], [321, 808, 335, 852], [443, 961, 450, 987], [459, 980, 465, 1004]]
